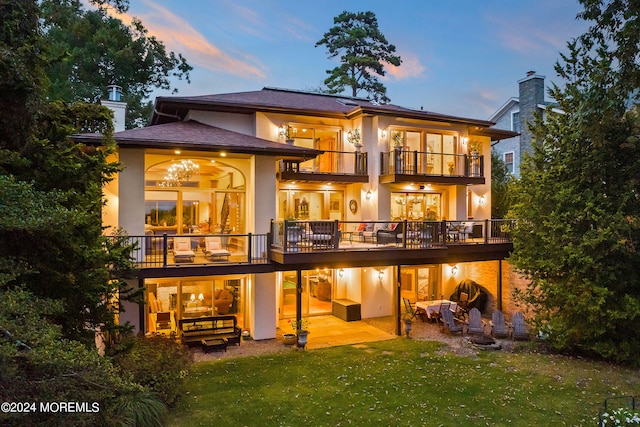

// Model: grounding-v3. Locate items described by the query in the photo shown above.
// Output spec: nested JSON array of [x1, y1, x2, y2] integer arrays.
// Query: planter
[[297, 330, 309, 350], [282, 333, 297, 346], [403, 318, 413, 337]]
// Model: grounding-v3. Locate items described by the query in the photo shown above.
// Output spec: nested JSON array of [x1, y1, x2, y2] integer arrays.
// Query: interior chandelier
[[160, 159, 199, 187]]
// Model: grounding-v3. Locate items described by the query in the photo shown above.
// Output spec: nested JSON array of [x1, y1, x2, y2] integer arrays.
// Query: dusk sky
[[109, 0, 589, 121]]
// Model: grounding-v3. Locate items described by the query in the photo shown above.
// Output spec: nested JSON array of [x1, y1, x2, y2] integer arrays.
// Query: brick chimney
[[518, 72, 545, 156]]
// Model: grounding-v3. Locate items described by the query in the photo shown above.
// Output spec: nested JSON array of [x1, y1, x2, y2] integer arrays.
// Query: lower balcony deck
[[127, 220, 514, 278]]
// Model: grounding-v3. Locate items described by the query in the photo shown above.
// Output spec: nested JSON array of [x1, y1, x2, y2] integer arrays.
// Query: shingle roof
[[74, 120, 322, 159], [152, 87, 498, 128]]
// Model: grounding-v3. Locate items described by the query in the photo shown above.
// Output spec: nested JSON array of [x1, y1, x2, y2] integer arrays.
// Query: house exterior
[[490, 71, 556, 177], [78, 87, 518, 341]]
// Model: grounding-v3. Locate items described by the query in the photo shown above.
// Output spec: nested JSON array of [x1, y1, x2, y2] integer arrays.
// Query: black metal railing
[[122, 233, 269, 268], [279, 150, 368, 175], [380, 149, 483, 178], [120, 219, 514, 267], [270, 219, 515, 253]]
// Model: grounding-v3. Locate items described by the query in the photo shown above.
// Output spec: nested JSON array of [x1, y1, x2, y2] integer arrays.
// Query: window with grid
[[504, 152, 514, 174]]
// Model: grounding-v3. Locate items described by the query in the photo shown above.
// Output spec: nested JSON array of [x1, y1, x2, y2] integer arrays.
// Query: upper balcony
[[277, 150, 368, 183], [379, 149, 484, 185], [124, 219, 513, 277]]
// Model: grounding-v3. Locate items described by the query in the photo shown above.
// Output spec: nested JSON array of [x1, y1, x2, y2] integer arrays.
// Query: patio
[[190, 314, 506, 361]]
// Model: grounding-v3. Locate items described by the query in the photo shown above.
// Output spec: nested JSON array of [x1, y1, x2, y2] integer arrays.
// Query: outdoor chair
[[430, 301, 450, 324], [457, 222, 474, 241], [307, 221, 340, 249], [490, 310, 510, 338], [403, 298, 428, 322], [440, 306, 464, 335], [204, 236, 231, 261], [511, 312, 530, 340], [173, 237, 195, 262], [466, 307, 484, 335]]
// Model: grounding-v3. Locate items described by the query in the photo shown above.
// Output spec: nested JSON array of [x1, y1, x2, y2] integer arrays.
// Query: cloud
[[106, 0, 267, 79], [385, 51, 426, 80], [487, 6, 583, 56]]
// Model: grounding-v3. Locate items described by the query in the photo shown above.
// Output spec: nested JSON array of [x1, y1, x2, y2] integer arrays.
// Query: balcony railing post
[[485, 219, 489, 244], [247, 232, 253, 263], [402, 220, 408, 248], [441, 220, 448, 246], [162, 233, 168, 267]]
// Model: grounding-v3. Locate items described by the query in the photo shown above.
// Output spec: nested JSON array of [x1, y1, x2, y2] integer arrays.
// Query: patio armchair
[[307, 221, 340, 249], [490, 310, 510, 338], [440, 306, 464, 335], [466, 308, 485, 335], [376, 222, 403, 245], [457, 222, 474, 241], [511, 312, 530, 340]]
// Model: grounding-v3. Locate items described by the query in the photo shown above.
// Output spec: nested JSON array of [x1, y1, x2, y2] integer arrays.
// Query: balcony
[[379, 149, 484, 185], [277, 150, 368, 183], [123, 219, 513, 276]]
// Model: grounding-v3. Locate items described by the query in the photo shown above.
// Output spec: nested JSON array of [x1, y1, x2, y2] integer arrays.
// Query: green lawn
[[168, 339, 640, 426]]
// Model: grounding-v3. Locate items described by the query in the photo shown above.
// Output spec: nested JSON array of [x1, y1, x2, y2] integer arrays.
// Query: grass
[[168, 339, 640, 426]]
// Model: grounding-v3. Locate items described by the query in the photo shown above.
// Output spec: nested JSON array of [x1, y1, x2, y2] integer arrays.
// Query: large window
[[288, 125, 340, 173], [278, 189, 343, 220], [145, 158, 246, 234], [391, 192, 442, 221], [280, 270, 334, 320], [146, 277, 246, 335], [390, 130, 457, 175]]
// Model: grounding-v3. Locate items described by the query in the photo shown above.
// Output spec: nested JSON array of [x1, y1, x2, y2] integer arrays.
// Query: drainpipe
[[497, 260, 503, 311], [296, 269, 302, 333], [396, 265, 402, 336]]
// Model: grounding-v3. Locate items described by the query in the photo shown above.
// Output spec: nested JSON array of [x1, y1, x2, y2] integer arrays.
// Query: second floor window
[[512, 111, 520, 133], [504, 152, 514, 174]]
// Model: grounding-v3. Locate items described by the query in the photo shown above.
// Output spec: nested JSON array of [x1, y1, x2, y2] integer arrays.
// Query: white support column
[[251, 273, 277, 340]]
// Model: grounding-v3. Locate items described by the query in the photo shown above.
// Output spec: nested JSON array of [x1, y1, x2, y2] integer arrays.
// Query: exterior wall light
[[366, 190, 372, 200], [451, 266, 458, 276]]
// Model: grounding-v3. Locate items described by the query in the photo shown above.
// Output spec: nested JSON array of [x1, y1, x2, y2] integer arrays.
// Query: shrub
[[112, 335, 192, 407]]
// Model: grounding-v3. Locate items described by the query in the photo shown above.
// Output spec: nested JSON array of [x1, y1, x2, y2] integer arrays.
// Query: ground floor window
[[146, 276, 246, 335], [279, 269, 334, 320], [400, 265, 440, 302]]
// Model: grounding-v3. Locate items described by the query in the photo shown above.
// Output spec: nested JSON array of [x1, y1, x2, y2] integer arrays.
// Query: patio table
[[415, 299, 457, 318]]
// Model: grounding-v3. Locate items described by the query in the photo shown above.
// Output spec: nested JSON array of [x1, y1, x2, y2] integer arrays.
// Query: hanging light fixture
[[160, 159, 199, 187]]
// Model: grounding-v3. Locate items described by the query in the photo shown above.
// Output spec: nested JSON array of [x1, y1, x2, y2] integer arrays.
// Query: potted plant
[[289, 318, 310, 349], [347, 128, 362, 150], [402, 311, 413, 338], [391, 131, 403, 149], [468, 140, 482, 155]]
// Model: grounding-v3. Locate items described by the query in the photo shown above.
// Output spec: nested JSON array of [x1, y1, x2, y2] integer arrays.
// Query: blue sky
[[113, 0, 588, 120]]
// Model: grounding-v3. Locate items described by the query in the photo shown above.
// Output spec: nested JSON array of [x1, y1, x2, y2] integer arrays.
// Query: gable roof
[[151, 87, 500, 129], [73, 120, 322, 159]]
